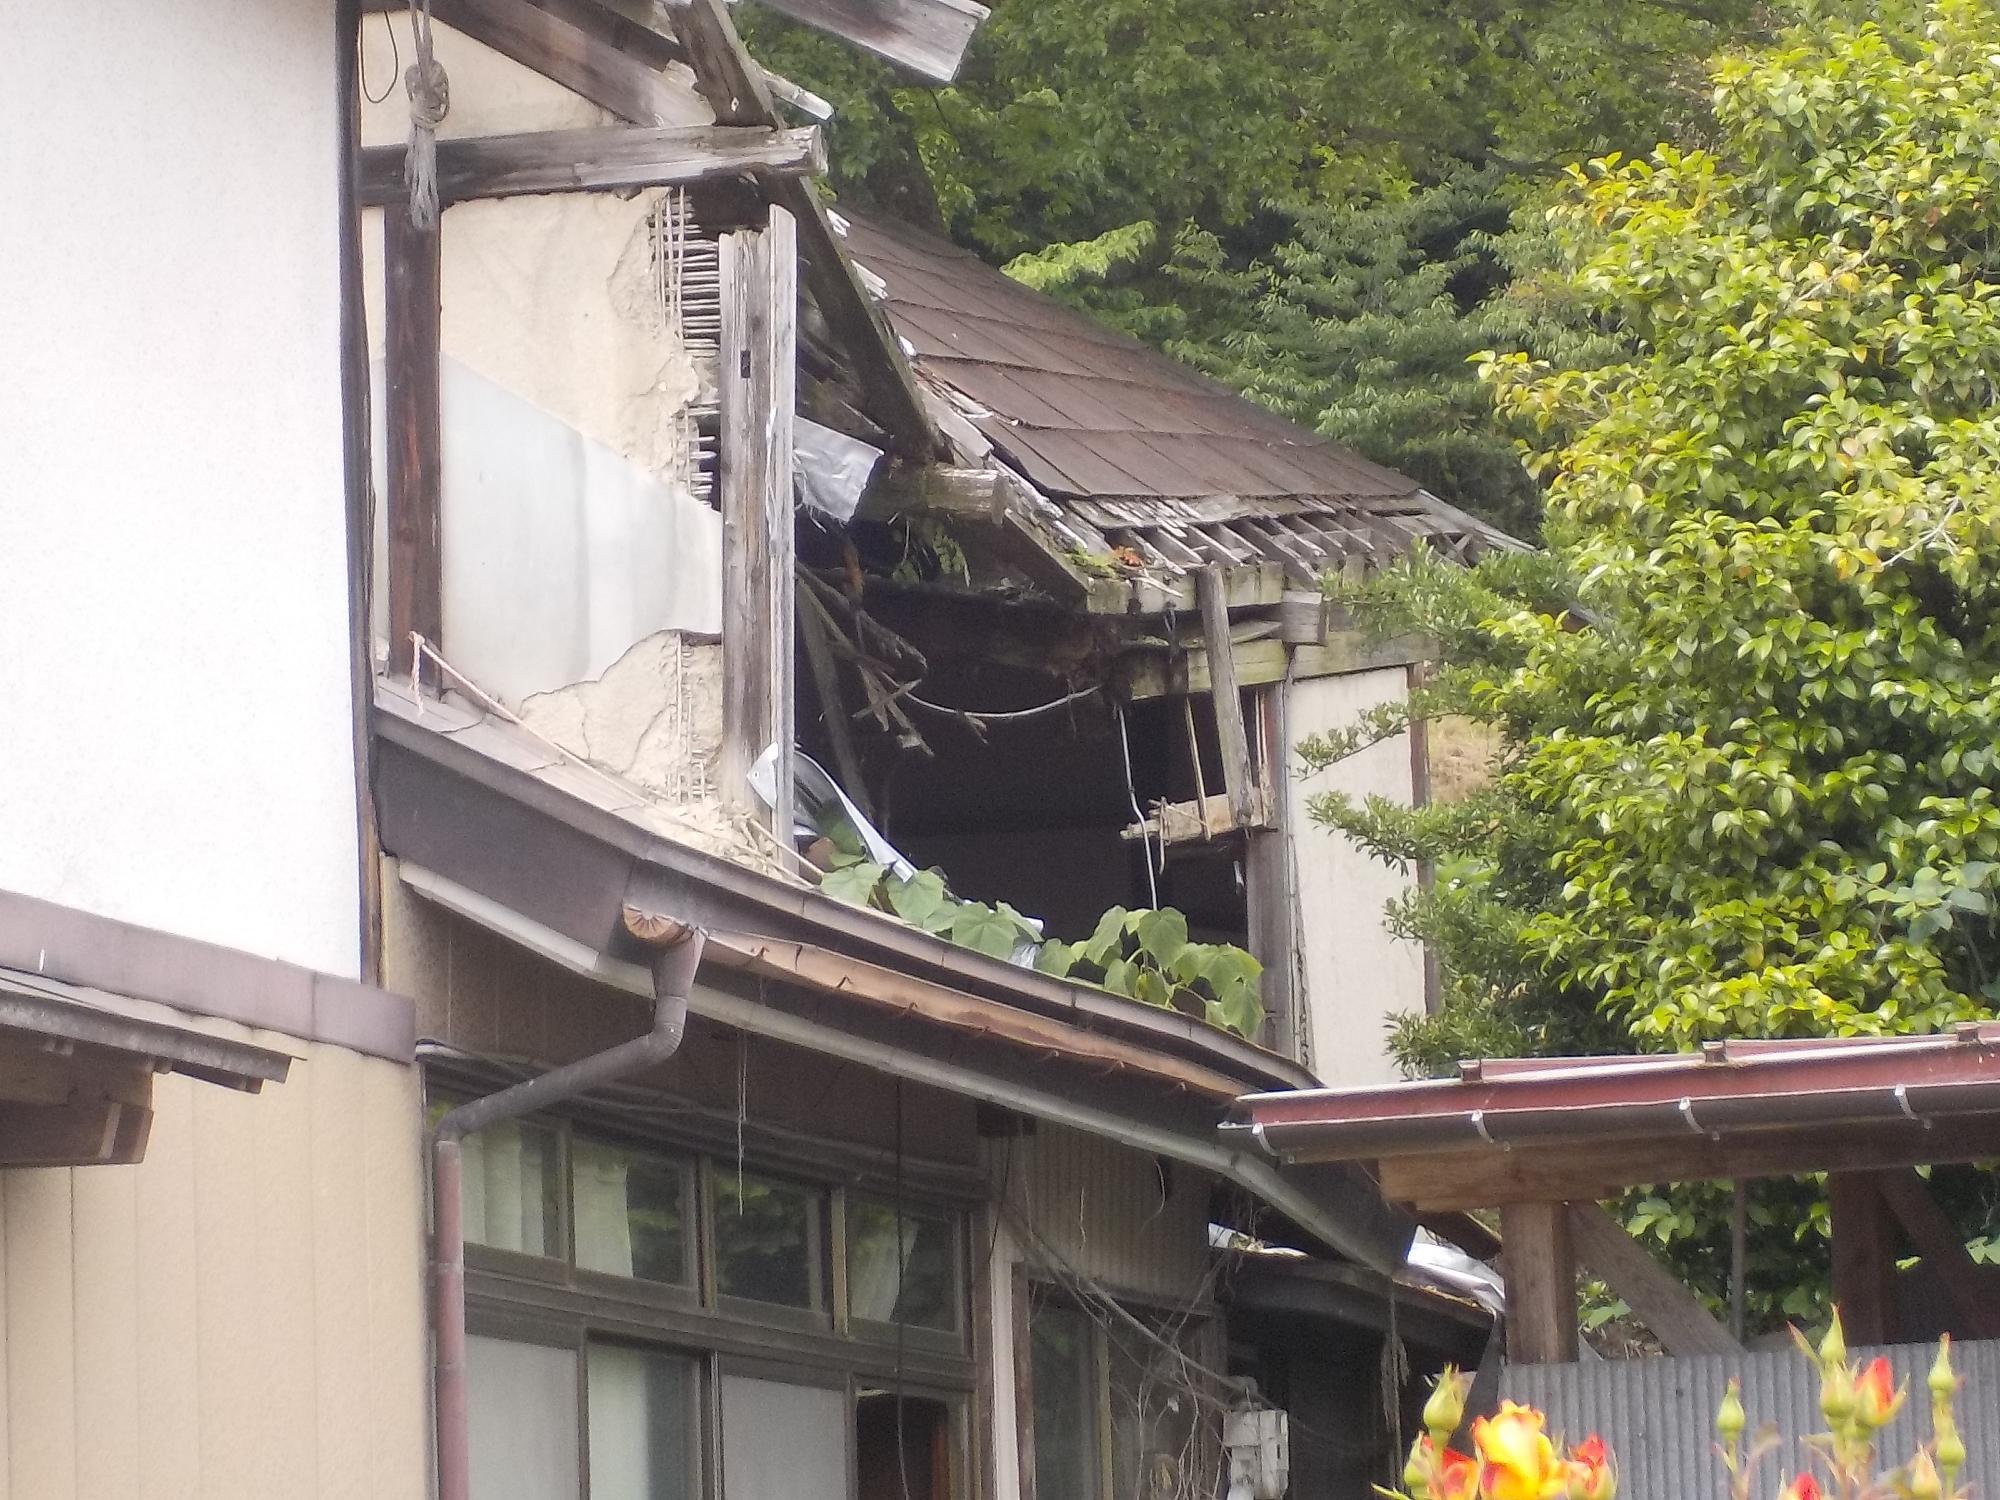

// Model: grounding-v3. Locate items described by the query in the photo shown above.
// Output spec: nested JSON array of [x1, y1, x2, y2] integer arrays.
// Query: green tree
[[1307, 0, 2000, 1325]]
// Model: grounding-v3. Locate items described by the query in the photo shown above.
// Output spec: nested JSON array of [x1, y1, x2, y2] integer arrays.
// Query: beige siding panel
[[311, 1045, 375, 1500], [194, 1075, 267, 1493], [360, 1055, 431, 1500], [1009, 1125, 1212, 1305], [6, 1169, 77, 1499], [71, 1165, 141, 1497], [137, 1076, 203, 1500], [255, 1044, 321, 1491], [0, 1032, 429, 1500]]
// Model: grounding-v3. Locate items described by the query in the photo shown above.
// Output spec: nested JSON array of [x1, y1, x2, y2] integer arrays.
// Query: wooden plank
[[357, 122, 824, 207], [1012, 1266, 1038, 1500], [752, 0, 987, 81], [1876, 1170, 2000, 1338], [384, 209, 442, 679], [1374, 1115, 2000, 1212], [719, 207, 799, 837], [854, 464, 1004, 523], [796, 578, 874, 818], [1114, 629, 1433, 700], [1500, 1201, 1577, 1364], [1566, 1202, 1742, 1357], [662, 0, 942, 459], [0, 1100, 131, 1167], [1245, 681, 1296, 1058], [1197, 567, 1259, 832], [1119, 789, 1270, 846], [1830, 1172, 1899, 1345]]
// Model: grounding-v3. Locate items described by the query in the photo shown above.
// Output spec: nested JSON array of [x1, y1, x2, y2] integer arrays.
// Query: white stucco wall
[[1288, 668, 1428, 1086], [0, 0, 361, 976]]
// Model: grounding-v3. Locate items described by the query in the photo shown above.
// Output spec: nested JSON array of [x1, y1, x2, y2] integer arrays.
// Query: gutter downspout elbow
[[431, 923, 705, 1500]]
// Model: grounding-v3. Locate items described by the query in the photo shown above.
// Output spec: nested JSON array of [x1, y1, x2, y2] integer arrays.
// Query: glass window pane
[[1108, 1321, 1199, 1500], [1030, 1300, 1100, 1500], [713, 1171, 822, 1309], [574, 1138, 690, 1285], [469, 1335, 579, 1500], [721, 1375, 846, 1500], [847, 1197, 959, 1333], [462, 1119, 563, 1259], [587, 1343, 697, 1500]]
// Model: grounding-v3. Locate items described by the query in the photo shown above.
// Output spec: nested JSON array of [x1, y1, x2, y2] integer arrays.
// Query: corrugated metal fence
[[1503, 1340, 2000, 1500]]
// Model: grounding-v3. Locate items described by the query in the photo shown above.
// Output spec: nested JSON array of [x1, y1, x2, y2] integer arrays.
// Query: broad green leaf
[[819, 861, 885, 908]]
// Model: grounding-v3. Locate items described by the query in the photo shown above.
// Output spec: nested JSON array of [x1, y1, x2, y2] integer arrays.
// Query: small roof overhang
[[0, 967, 293, 1168], [1228, 1029, 2000, 1212]]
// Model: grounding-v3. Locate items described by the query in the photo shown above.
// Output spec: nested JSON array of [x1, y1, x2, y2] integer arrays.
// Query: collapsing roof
[[843, 213, 1519, 605]]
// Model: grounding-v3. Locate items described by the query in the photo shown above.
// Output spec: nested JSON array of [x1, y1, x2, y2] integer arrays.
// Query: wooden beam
[[719, 206, 798, 837], [854, 464, 1005, 523], [1831, 1172, 1899, 1345], [1119, 789, 1271, 846], [1115, 630, 1432, 700], [797, 576, 875, 819], [1245, 681, 1296, 1058], [751, 0, 987, 82], [1197, 567, 1259, 832], [358, 122, 823, 207], [0, 1097, 150, 1169], [661, 0, 943, 460], [384, 208, 442, 678], [1875, 1170, 2000, 1339], [1567, 1202, 1742, 1357], [1374, 1115, 2000, 1212], [1500, 1202, 1577, 1364]]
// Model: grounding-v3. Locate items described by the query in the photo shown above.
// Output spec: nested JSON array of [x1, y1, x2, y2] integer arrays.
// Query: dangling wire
[[1115, 701, 1161, 909]]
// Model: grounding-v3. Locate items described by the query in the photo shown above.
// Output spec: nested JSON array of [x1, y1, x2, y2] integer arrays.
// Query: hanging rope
[[402, 0, 450, 230]]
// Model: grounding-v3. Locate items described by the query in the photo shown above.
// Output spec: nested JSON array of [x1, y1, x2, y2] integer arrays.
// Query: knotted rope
[[402, 0, 450, 229]]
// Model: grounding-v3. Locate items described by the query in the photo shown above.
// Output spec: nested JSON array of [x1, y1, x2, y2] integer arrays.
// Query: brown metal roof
[[842, 212, 1520, 581], [1228, 1029, 2000, 1210]]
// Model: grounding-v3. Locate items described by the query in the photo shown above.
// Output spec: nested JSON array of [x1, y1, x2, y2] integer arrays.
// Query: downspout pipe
[[430, 921, 706, 1500]]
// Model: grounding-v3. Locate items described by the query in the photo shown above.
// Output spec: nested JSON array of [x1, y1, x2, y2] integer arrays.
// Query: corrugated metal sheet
[[841, 212, 1521, 577], [1503, 1341, 2000, 1499], [1008, 1122, 1214, 1303]]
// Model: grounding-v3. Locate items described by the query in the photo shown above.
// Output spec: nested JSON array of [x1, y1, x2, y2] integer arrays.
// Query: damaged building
[[0, 0, 1500, 1497]]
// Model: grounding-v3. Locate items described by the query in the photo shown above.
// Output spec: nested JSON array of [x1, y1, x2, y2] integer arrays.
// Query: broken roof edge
[[373, 684, 1314, 1093]]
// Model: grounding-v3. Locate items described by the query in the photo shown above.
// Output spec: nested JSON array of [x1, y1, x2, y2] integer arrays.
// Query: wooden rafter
[[357, 121, 824, 206]]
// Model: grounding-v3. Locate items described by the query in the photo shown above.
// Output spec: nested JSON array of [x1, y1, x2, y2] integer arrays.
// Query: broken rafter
[[358, 122, 825, 207]]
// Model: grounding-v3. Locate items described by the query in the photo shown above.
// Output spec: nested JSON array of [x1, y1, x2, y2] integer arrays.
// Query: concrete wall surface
[[1287, 667, 1427, 1086], [0, 0, 362, 975]]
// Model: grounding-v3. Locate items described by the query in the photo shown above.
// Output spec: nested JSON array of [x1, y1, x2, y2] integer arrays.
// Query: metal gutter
[[373, 700, 1311, 1092], [402, 863, 1412, 1274], [1230, 1028, 2000, 1163]]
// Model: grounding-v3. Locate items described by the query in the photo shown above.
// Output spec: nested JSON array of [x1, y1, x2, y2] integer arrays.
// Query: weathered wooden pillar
[[384, 208, 443, 678], [719, 204, 797, 839], [1501, 1201, 1578, 1363], [1830, 1171, 1899, 1345]]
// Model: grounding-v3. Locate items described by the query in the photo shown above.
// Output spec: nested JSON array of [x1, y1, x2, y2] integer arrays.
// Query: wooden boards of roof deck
[[358, 122, 824, 207]]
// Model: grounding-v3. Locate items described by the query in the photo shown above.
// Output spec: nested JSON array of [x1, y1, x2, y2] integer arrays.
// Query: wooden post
[[1196, 566, 1258, 832], [1244, 679, 1296, 1057], [1500, 1201, 1578, 1364], [719, 206, 797, 840], [384, 209, 443, 679], [1830, 1171, 1899, 1346]]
